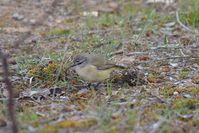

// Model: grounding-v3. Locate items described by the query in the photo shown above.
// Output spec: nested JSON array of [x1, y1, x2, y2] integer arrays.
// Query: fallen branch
[[0, 50, 18, 133]]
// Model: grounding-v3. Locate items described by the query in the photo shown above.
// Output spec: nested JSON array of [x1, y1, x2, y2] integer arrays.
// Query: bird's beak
[[68, 59, 86, 69], [66, 63, 77, 70], [69, 63, 78, 68]]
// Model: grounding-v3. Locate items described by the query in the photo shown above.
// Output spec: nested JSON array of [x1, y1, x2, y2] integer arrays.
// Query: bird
[[70, 53, 124, 83]]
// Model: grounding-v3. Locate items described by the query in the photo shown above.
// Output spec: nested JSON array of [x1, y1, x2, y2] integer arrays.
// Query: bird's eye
[[73, 56, 85, 64]]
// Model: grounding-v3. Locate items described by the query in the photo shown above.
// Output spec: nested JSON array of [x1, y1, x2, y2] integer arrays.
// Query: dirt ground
[[0, 0, 199, 133]]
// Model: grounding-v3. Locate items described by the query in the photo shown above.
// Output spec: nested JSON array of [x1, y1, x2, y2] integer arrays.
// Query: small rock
[[12, 13, 24, 21], [30, 19, 36, 25], [169, 62, 178, 67], [59, 96, 70, 101], [183, 93, 192, 99], [173, 91, 179, 95]]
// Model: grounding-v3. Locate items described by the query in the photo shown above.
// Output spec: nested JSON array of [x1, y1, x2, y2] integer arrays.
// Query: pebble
[[12, 12, 24, 21], [30, 19, 36, 25], [173, 91, 179, 95], [183, 94, 192, 98]]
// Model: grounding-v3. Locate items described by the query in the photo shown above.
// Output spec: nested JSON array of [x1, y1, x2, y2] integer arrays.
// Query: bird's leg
[[87, 83, 92, 88], [86, 82, 102, 90]]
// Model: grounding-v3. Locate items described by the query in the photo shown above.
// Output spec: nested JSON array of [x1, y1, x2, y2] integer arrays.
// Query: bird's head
[[70, 54, 88, 68]]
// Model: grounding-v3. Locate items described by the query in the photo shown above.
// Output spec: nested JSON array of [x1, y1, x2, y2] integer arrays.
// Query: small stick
[[0, 50, 18, 133]]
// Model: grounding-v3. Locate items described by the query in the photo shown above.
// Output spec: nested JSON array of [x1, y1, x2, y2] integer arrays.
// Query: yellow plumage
[[75, 64, 115, 82]]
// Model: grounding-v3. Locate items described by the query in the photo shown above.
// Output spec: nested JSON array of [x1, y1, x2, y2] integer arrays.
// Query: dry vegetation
[[0, 0, 199, 133]]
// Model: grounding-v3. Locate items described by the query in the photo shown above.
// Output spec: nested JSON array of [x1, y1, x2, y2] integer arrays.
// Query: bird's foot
[[86, 82, 103, 91]]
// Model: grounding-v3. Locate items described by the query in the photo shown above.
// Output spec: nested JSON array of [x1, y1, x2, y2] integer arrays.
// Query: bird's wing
[[97, 63, 125, 70], [89, 54, 106, 67], [82, 53, 125, 70]]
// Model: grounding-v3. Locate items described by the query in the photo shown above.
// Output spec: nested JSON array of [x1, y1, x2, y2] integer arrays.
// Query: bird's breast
[[75, 65, 113, 82]]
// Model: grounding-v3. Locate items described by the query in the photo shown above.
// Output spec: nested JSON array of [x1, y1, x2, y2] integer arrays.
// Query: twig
[[0, 50, 18, 133], [179, 49, 186, 56], [109, 50, 124, 56], [159, 55, 199, 60], [127, 51, 149, 56], [129, 53, 199, 63]]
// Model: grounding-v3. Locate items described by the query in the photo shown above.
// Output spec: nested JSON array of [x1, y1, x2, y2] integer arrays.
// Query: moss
[[172, 99, 199, 114], [147, 71, 164, 83], [57, 118, 97, 128], [28, 61, 58, 81], [192, 75, 199, 84], [179, 68, 190, 79], [151, 102, 166, 110], [40, 119, 97, 133], [16, 57, 39, 73], [191, 58, 199, 64], [42, 62, 57, 75], [175, 87, 199, 96], [40, 125, 58, 133], [185, 99, 199, 109], [159, 87, 199, 98]]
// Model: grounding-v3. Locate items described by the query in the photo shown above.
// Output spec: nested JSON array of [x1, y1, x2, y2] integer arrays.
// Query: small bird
[[70, 53, 124, 82]]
